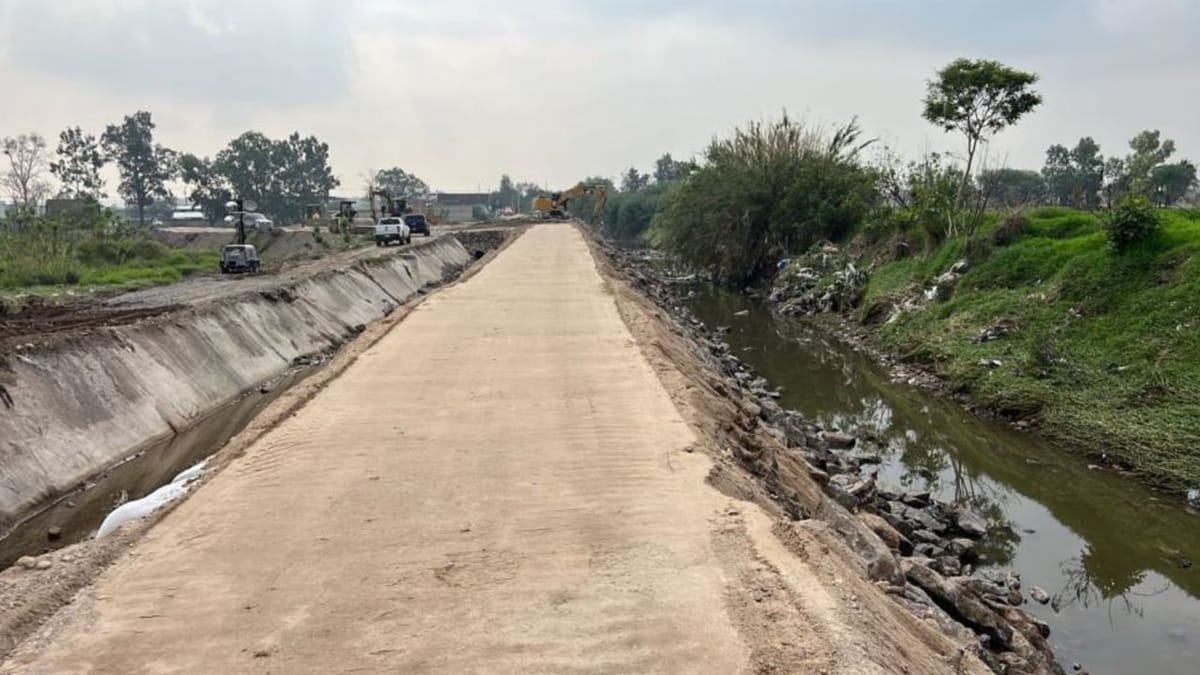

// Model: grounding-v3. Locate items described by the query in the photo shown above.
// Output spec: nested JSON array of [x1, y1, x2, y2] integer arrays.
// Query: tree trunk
[[955, 140, 977, 215], [138, 202, 146, 227]]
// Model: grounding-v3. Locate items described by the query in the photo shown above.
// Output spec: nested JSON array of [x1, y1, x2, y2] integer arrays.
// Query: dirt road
[[3, 224, 957, 673]]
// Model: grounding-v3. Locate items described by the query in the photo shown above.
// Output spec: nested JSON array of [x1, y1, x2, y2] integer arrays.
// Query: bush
[[650, 114, 875, 284], [963, 235, 994, 262], [991, 214, 1029, 246], [1105, 194, 1160, 252], [0, 256, 84, 287], [76, 237, 169, 265]]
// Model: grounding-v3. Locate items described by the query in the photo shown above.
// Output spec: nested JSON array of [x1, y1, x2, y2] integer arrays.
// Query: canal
[[688, 287, 1200, 674]]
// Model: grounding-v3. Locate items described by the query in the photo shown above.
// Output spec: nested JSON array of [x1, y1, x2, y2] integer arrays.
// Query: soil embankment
[[593, 237, 1063, 673], [0, 236, 474, 539]]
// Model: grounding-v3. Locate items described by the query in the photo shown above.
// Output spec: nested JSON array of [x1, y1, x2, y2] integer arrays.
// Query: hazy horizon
[[2, 0, 1197, 194]]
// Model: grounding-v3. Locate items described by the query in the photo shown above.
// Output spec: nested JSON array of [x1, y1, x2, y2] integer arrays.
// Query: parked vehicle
[[219, 244, 260, 274], [375, 217, 411, 246], [223, 213, 274, 229], [404, 213, 430, 237]]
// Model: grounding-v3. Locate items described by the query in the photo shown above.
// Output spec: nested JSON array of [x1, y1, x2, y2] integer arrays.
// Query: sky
[[1, 0, 1197, 194]]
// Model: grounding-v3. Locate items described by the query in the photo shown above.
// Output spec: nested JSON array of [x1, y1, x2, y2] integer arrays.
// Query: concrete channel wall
[[0, 238, 473, 530]]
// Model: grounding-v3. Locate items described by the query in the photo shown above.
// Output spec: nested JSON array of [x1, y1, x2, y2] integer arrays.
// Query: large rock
[[828, 474, 876, 509], [820, 430, 857, 449], [902, 505, 947, 534], [948, 538, 980, 563], [880, 509, 915, 538], [903, 560, 1014, 650], [953, 507, 989, 538], [859, 512, 914, 556]]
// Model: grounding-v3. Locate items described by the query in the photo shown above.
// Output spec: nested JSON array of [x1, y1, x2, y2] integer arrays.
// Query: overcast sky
[[1, 0, 1197, 194]]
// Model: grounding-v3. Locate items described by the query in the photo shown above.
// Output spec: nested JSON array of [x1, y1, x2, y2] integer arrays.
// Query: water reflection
[[687, 286, 1200, 673]]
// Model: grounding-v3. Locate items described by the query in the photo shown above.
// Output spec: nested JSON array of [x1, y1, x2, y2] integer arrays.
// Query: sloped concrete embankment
[[0, 237, 472, 533]]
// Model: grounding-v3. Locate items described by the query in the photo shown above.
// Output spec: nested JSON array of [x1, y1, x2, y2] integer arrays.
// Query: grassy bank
[[1, 232, 217, 296], [857, 207, 1200, 488]]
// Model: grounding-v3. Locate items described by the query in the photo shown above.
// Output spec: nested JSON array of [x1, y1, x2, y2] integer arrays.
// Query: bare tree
[[2, 133, 51, 207]]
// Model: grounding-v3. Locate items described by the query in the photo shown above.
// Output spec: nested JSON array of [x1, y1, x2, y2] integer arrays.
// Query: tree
[[1, 133, 51, 207], [1042, 144, 1074, 206], [102, 112, 177, 226], [1124, 130, 1175, 189], [491, 174, 519, 211], [653, 153, 697, 184], [1041, 137, 1106, 209], [276, 133, 339, 222], [1149, 160, 1197, 206], [374, 167, 429, 199], [922, 59, 1042, 212], [179, 154, 232, 225], [979, 169, 1046, 207], [214, 131, 277, 211], [1069, 137, 1105, 209], [620, 167, 649, 193], [50, 127, 106, 200]]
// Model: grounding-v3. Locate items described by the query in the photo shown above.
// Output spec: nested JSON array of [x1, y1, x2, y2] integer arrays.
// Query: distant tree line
[[2, 111, 340, 228], [576, 57, 1199, 282]]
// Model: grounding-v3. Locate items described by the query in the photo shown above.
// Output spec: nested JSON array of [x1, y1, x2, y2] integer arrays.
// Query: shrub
[[991, 214, 1029, 246], [963, 235, 994, 263], [650, 114, 875, 284], [1104, 194, 1160, 252]]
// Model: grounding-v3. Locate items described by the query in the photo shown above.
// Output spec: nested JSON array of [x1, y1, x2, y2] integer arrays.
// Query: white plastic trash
[[95, 461, 208, 539]]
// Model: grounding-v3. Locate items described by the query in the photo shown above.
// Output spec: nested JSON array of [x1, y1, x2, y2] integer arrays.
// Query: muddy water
[[688, 288, 1200, 675], [0, 368, 312, 569]]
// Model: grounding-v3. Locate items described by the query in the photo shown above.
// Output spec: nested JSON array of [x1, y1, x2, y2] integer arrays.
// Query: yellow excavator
[[532, 183, 608, 221]]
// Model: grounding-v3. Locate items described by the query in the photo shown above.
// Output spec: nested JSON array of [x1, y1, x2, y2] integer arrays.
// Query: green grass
[[1, 247, 218, 296], [860, 209, 1200, 488]]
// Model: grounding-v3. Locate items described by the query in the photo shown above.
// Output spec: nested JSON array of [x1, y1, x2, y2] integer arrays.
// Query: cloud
[[0, 0, 1197, 192], [1, 0, 355, 107]]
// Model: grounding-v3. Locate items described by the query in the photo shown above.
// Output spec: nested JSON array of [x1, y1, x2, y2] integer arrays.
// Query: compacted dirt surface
[[0, 223, 506, 351], [3, 224, 973, 673]]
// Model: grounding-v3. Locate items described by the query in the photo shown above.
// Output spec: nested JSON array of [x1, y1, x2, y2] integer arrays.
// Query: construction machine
[[370, 189, 410, 221], [219, 198, 261, 274], [532, 183, 608, 221], [330, 200, 358, 234]]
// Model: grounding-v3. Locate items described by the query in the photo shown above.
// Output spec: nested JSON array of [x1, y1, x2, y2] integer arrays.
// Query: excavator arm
[[534, 183, 608, 221]]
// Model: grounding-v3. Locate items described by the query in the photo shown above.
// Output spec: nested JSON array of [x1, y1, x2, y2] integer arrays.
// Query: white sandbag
[[95, 461, 207, 539]]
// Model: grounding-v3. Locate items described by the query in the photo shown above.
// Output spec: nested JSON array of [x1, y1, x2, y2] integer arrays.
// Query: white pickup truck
[[374, 216, 411, 246]]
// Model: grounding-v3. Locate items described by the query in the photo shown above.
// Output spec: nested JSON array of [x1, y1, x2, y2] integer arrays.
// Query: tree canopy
[[374, 167, 429, 198], [923, 59, 1042, 212], [212, 131, 339, 221], [179, 154, 232, 224], [653, 153, 697, 183], [1042, 137, 1105, 209], [102, 112, 176, 226], [2, 133, 51, 209], [50, 127, 107, 200], [620, 167, 650, 193]]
